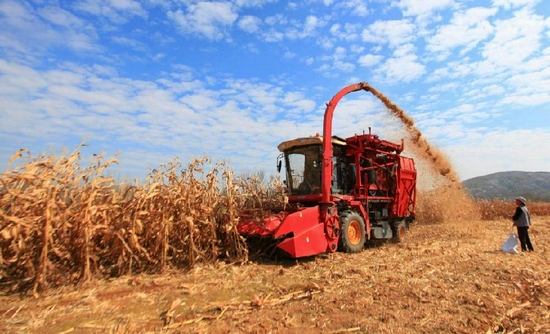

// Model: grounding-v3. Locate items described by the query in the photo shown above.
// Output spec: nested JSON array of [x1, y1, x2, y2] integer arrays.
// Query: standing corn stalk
[[0, 147, 270, 294]]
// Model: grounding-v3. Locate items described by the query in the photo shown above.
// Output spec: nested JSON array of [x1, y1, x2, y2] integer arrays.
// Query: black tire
[[338, 211, 366, 253], [391, 220, 407, 243]]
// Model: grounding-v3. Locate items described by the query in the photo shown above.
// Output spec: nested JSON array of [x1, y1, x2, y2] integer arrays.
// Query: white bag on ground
[[500, 233, 519, 254]]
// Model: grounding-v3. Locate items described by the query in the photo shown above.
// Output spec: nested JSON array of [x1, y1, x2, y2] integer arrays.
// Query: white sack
[[500, 233, 519, 254]]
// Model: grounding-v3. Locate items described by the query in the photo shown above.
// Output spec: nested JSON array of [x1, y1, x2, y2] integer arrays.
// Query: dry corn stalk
[[0, 148, 261, 294]]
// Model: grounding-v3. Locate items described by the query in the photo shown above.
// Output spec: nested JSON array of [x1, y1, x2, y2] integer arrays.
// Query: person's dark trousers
[[517, 226, 534, 251]]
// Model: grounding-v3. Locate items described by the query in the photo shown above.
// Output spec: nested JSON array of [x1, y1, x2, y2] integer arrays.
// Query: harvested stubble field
[[1, 214, 549, 334], [1, 149, 550, 334]]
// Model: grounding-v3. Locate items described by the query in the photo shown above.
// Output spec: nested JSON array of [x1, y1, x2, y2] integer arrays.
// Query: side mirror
[[277, 154, 283, 173]]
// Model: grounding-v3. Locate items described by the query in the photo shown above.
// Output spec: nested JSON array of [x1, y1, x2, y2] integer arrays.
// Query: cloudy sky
[[1, 0, 549, 183]]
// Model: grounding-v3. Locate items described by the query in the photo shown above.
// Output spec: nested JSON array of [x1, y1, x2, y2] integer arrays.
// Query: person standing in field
[[512, 197, 534, 252]]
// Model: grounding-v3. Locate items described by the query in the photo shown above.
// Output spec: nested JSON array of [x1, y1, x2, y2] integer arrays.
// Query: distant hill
[[462, 171, 550, 201]]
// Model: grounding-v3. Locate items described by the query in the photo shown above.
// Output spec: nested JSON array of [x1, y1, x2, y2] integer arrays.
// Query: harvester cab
[[277, 135, 348, 198], [238, 82, 417, 258]]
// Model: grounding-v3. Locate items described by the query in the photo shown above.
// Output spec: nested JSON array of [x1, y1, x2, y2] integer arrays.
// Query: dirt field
[[2, 216, 549, 334]]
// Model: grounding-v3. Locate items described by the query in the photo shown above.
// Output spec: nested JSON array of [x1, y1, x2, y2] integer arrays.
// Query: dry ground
[[2, 217, 549, 334]]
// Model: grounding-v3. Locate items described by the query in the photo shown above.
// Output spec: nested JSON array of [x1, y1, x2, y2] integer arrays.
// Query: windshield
[[284, 145, 322, 195]]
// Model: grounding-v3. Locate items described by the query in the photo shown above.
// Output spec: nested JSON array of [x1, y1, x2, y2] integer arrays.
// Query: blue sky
[[1, 0, 549, 184]]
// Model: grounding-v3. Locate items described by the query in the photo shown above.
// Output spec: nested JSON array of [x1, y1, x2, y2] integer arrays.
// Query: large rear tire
[[391, 220, 407, 243], [338, 211, 366, 253]]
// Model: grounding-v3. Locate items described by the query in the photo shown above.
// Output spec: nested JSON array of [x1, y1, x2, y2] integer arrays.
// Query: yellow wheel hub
[[348, 221, 362, 245]]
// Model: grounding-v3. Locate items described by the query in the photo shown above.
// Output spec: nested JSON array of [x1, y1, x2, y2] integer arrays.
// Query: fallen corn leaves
[[1, 216, 548, 334]]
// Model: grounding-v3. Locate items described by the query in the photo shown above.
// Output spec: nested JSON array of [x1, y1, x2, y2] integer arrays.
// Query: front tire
[[338, 211, 366, 253], [391, 220, 407, 243]]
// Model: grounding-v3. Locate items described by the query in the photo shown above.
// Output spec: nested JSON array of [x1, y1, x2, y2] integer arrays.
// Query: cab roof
[[277, 135, 347, 152]]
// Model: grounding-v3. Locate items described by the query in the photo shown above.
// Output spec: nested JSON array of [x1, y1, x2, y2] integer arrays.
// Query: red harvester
[[238, 82, 417, 258]]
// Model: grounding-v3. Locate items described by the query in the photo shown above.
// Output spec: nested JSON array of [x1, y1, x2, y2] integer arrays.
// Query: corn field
[[2, 148, 549, 296], [0, 147, 285, 296]]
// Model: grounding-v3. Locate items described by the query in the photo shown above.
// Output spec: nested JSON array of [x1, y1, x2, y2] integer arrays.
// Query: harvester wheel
[[338, 211, 366, 253], [391, 220, 407, 243]]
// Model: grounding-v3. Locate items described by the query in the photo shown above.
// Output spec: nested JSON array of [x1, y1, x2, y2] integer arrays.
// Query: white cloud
[[38, 6, 86, 27], [500, 92, 550, 106], [426, 7, 497, 59], [316, 46, 357, 76], [358, 54, 383, 67], [234, 0, 278, 7], [180, 94, 220, 111], [237, 15, 262, 33], [111, 36, 147, 51], [264, 14, 287, 26], [334, 60, 355, 72], [481, 8, 546, 69], [285, 15, 326, 40], [263, 29, 285, 42], [0, 0, 99, 56], [167, 2, 238, 40], [375, 52, 426, 82], [0, 59, 330, 179], [461, 84, 507, 102], [445, 104, 492, 123], [329, 23, 361, 42], [350, 45, 365, 54], [283, 51, 296, 59], [338, 0, 370, 16], [504, 59, 550, 95], [393, 0, 455, 17], [303, 15, 321, 36], [73, 0, 147, 23], [361, 19, 416, 48], [492, 0, 540, 9], [283, 92, 316, 112], [253, 14, 329, 42]]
